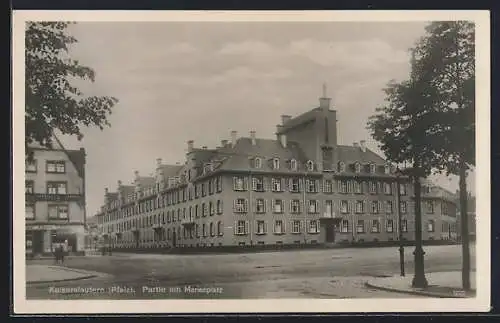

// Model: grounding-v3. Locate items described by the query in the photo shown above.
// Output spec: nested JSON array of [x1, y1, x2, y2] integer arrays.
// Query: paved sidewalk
[[26, 265, 107, 284], [365, 271, 476, 298]]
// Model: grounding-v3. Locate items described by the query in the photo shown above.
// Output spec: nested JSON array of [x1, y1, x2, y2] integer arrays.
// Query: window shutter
[[245, 199, 249, 212], [338, 180, 342, 192], [263, 199, 268, 213], [233, 177, 237, 190], [281, 178, 286, 191], [348, 201, 353, 214], [233, 199, 237, 212], [245, 221, 249, 234], [289, 200, 292, 213], [283, 220, 287, 233], [315, 179, 320, 192], [316, 221, 320, 232], [315, 200, 320, 213], [299, 178, 304, 192], [252, 178, 257, 191], [243, 177, 249, 190], [348, 220, 353, 232], [378, 201, 383, 213], [254, 220, 258, 234], [234, 221, 238, 235], [365, 221, 370, 233], [322, 180, 326, 193], [289, 178, 293, 191], [299, 200, 304, 213], [264, 221, 268, 233], [272, 221, 276, 233]]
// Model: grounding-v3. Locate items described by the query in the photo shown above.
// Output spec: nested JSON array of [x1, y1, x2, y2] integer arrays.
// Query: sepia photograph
[[13, 10, 490, 313]]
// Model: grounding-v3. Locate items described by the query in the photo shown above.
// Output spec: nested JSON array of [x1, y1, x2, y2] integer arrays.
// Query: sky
[[54, 21, 476, 217]]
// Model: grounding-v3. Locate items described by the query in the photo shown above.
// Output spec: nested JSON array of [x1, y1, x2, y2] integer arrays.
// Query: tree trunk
[[459, 158, 471, 291]]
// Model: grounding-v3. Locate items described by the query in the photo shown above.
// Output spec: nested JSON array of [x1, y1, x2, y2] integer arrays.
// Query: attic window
[[273, 158, 280, 170], [354, 162, 361, 173], [370, 163, 377, 174], [384, 164, 391, 174], [290, 159, 297, 171], [254, 157, 262, 169], [306, 160, 314, 172], [338, 162, 346, 173]]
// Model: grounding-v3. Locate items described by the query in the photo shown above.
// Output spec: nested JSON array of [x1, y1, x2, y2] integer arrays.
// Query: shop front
[[26, 224, 85, 255]]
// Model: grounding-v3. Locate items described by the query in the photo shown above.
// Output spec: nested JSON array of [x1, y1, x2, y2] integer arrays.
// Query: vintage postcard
[[12, 10, 490, 314]]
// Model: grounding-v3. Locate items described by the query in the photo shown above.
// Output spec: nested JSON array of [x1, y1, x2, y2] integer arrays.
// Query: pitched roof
[[119, 185, 135, 197], [159, 164, 184, 181], [213, 137, 309, 173], [137, 176, 155, 188], [336, 145, 386, 165]]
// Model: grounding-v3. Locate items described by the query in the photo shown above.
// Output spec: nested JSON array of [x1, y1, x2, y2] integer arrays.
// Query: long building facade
[[94, 94, 457, 249], [25, 138, 86, 255]]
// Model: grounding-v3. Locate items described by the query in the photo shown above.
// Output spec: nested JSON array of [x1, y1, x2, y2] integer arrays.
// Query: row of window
[[339, 219, 438, 233], [234, 220, 320, 235], [26, 160, 66, 174], [104, 177, 223, 211], [25, 204, 68, 220], [233, 176, 407, 195], [99, 200, 224, 224], [25, 181, 71, 195], [109, 222, 225, 240], [232, 198, 409, 215], [248, 157, 392, 175]]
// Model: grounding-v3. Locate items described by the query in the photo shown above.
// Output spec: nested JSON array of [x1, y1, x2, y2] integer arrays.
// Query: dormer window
[[338, 162, 346, 173], [384, 164, 391, 174], [290, 159, 298, 171], [272, 158, 280, 170], [354, 162, 361, 173], [370, 163, 377, 174], [306, 160, 314, 172], [254, 157, 262, 169]]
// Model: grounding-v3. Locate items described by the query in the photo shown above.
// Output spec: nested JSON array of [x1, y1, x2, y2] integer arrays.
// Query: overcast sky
[[55, 21, 475, 216]]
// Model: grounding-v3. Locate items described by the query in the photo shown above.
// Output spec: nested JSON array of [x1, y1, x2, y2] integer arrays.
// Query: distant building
[[25, 137, 86, 255], [94, 90, 457, 249]]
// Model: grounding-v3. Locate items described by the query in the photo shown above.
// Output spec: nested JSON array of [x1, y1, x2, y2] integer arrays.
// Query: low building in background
[[93, 92, 457, 250], [25, 137, 86, 256]]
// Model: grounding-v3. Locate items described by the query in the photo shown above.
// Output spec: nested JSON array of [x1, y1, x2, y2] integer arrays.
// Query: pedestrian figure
[[59, 245, 65, 264]]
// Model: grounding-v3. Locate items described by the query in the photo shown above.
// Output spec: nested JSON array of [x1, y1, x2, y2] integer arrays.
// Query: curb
[[364, 281, 467, 298], [27, 266, 106, 285], [27, 274, 97, 285]]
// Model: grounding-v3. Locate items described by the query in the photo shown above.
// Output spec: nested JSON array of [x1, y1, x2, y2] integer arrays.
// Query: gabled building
[[94, 90, 457, 249], [25, 136, 86, 255]]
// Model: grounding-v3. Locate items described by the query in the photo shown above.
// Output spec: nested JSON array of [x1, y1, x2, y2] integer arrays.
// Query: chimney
[[104, 187, 109, 194], [187, 140, 194, 152], [156, 158, 162, 166], [319, 82, 332, 110], [281, 115, 292, 125], [221, 139, 228, 147], [250, 131, 256, 146], [134, 170, 139, 179], [276, 125, 287, 148], [117, 180, 122, 187], [202, 146, 207, 150], [280, 133, 287, 148], [359, 140, 366, 152], [230, 131, 237, 147], [353, 142, 359, 148]]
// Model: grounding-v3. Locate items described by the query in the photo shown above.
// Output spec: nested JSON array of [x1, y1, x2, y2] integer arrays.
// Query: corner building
[[95, 93, 457, 249], [25, 138, 86, 255]]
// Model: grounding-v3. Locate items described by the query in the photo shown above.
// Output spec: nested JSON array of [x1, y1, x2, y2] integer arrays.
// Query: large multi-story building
[[25, 137, 86, 255], [94, 92, 457, 249]]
